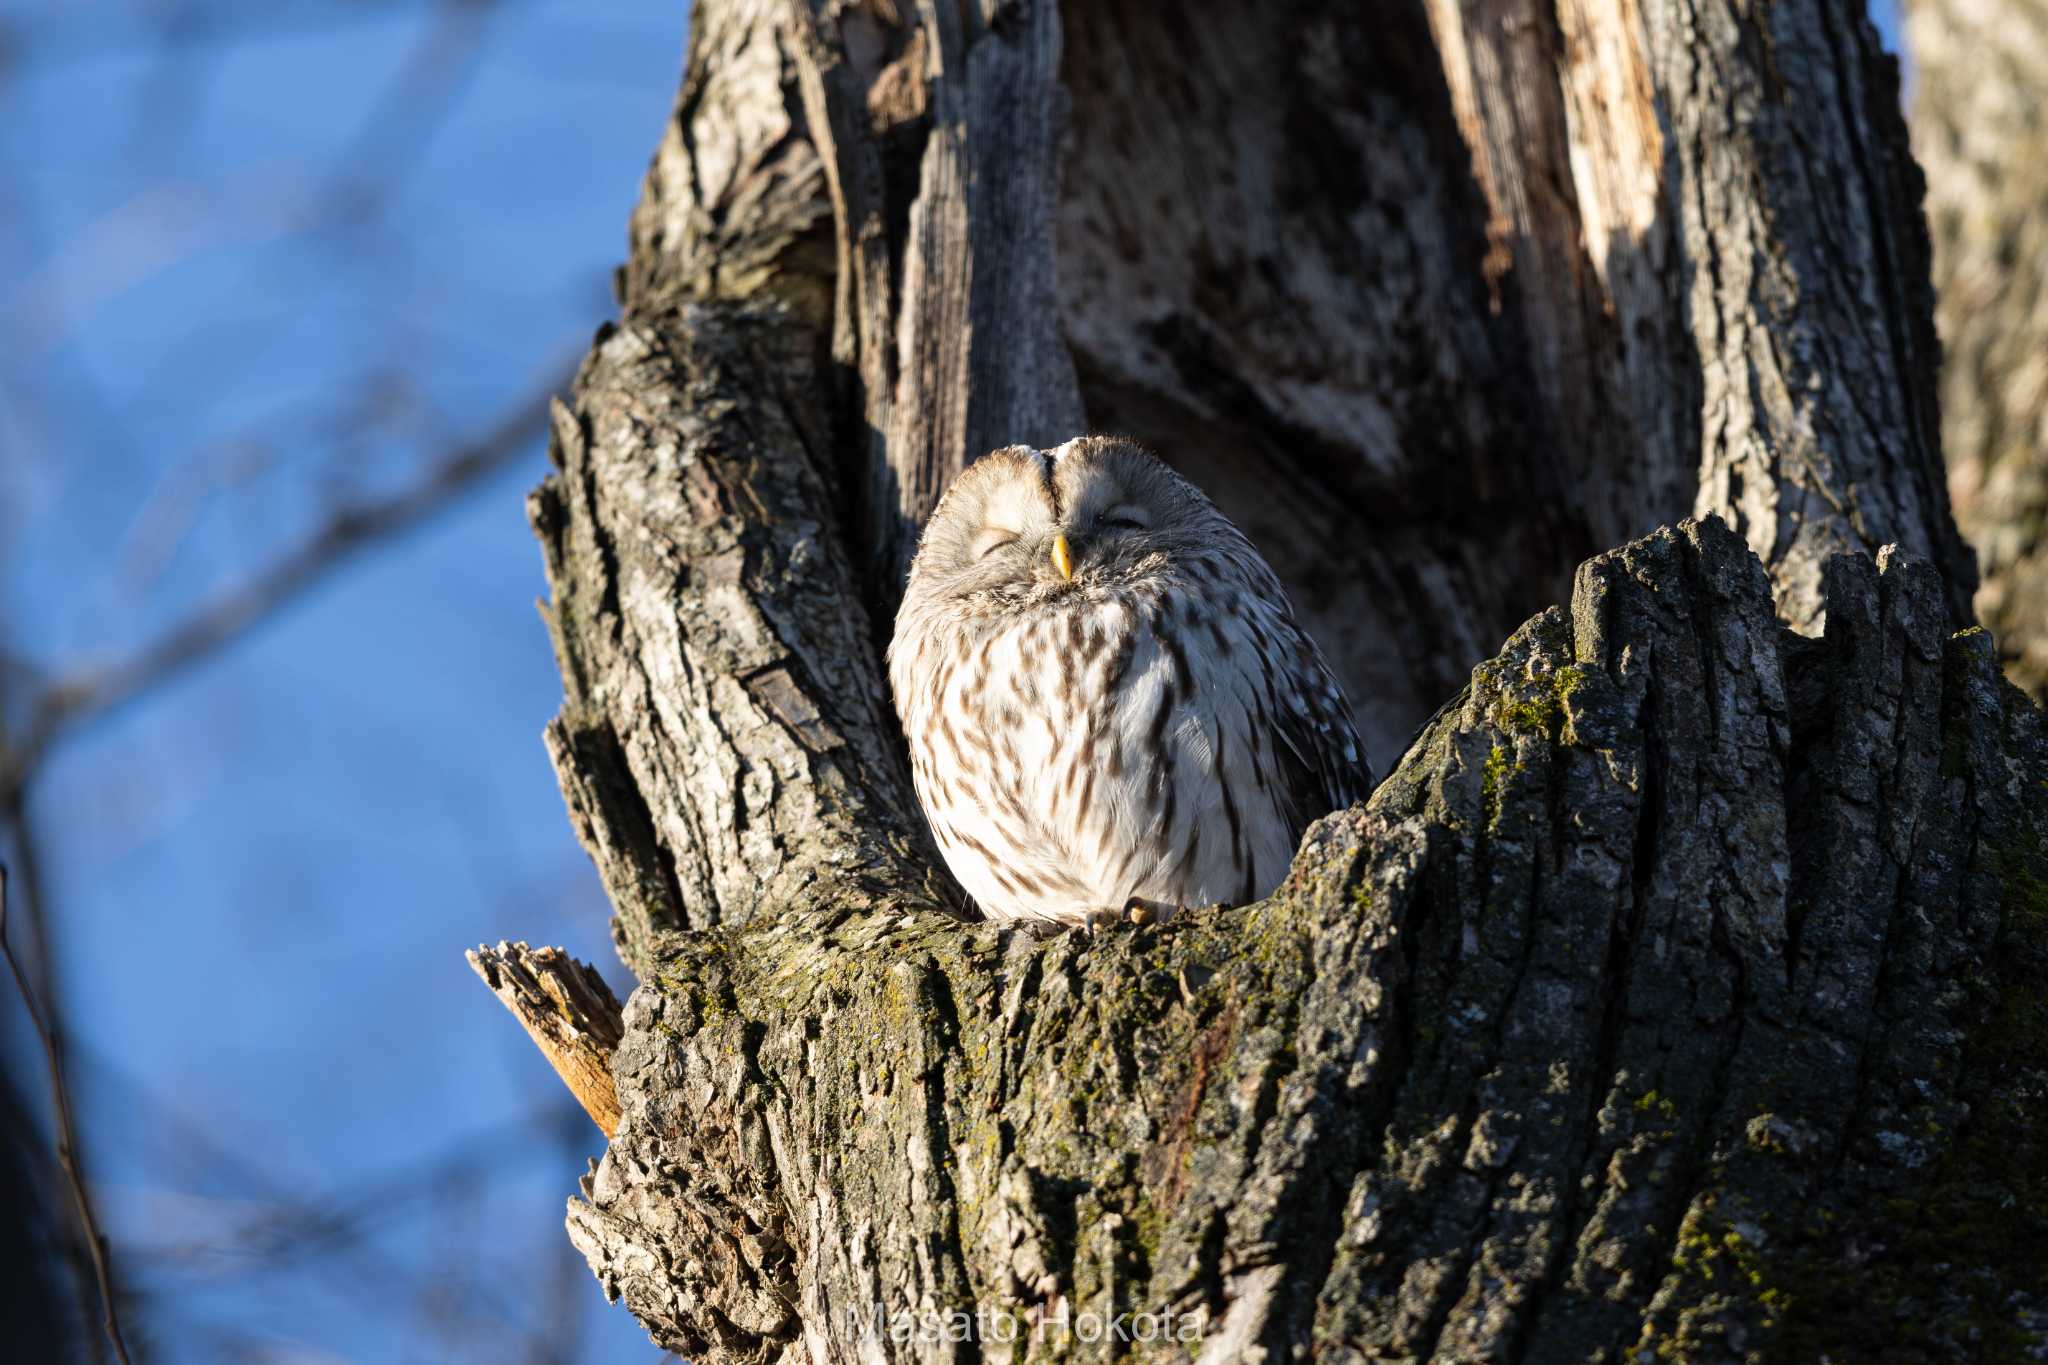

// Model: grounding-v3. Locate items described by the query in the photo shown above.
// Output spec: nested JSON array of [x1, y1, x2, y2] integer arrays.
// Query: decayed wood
[[1050, 0, 1978, 761], [1908, 0, 2048, 695], [1426, 0, 1695, 549], [467, 942, 626, 1134], [507, 0, 2048, 1358], [539, 0, 1984, 806]]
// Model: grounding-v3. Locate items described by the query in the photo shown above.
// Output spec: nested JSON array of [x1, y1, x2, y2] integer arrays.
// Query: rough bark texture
[[520, 0, 2047, 1359], [1639, 0, 1971, 629], [530, 296, 952, 971], [1908, 0, 2048, 697], [567, 520, 2048, 1362]]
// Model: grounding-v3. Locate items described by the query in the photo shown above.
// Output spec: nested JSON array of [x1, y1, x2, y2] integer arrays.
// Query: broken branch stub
[[468, 941, 626, 1135]]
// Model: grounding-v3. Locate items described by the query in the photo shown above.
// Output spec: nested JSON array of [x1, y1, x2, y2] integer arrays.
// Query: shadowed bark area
[[515, 0, 2048, 1358], [565, 520, 2048, 1361], [1055, 0, 1976, 759]]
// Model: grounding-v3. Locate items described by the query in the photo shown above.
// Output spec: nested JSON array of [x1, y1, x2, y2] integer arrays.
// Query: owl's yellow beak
[[1050, 533, 1074, 581]]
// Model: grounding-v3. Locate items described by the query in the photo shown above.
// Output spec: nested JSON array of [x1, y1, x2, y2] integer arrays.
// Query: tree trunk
[[527, 0, 2046, 1359], [1907, 0, 2048, 698]]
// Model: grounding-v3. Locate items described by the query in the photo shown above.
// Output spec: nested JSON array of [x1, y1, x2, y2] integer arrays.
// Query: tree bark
[[523, 0, 2046, 1359], [1907, 0, 2048, 698], [568, 520, 2047, 1362]]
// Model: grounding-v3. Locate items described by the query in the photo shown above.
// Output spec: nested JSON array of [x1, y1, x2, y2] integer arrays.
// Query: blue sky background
[[4, 1, 681, 1360], [0, 1, 1910, 1361]]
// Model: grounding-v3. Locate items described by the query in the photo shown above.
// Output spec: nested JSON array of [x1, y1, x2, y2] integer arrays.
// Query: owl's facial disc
[[913, 438, 1207, 608]]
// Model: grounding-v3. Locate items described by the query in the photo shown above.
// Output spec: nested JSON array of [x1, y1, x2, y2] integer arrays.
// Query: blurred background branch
[[5, 368, 569, 790], [0, 1, 673, 1359], [1908, 0, 2048, 697], [3, 863, 135, 1363]]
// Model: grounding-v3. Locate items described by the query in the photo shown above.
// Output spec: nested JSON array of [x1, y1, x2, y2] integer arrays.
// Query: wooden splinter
[[467, 940, 625, 1135]]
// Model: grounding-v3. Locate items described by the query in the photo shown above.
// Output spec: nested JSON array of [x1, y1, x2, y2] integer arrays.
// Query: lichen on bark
[[563, 519, 2048, 1362]]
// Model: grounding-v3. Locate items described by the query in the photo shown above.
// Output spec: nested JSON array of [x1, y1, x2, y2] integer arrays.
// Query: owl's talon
[[1122, 896, 1179, 926]]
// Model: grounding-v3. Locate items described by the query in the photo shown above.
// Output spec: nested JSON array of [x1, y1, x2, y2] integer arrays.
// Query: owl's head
[[899, 437, 1238, 617]]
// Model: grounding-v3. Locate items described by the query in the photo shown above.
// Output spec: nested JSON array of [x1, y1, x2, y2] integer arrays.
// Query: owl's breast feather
[[895, 582, 1306, 923]]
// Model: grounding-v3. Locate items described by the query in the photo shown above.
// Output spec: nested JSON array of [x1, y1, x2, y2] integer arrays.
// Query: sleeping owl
[[888, 436, 1371, 927]]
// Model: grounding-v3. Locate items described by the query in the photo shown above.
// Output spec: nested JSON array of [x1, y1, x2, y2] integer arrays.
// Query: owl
[[887, 436, 1372, 928]]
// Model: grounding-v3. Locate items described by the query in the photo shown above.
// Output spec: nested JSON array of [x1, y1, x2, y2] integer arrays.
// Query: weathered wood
[[792, 0, 1084, 590], [1058, 0, 1604, 765], [1426, 0, 1980, 633], [466, 942, 626, 1134], [1426, 0, 1695, 547], [1053, 0, 1978, 760]]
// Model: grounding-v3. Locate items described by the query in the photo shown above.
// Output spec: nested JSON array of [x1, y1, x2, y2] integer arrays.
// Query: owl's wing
[[1267, 631, 1374, 828]]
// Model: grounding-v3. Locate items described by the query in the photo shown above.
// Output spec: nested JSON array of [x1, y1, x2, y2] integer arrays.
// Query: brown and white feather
[[889, 437, 1371, 926]]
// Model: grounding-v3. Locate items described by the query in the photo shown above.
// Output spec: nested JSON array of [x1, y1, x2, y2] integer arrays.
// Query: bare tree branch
[[311, 0, 507, 231], [0, 862, 133, 1365], [4, 366, 568, 792], [0, 364, 570, 1362]]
